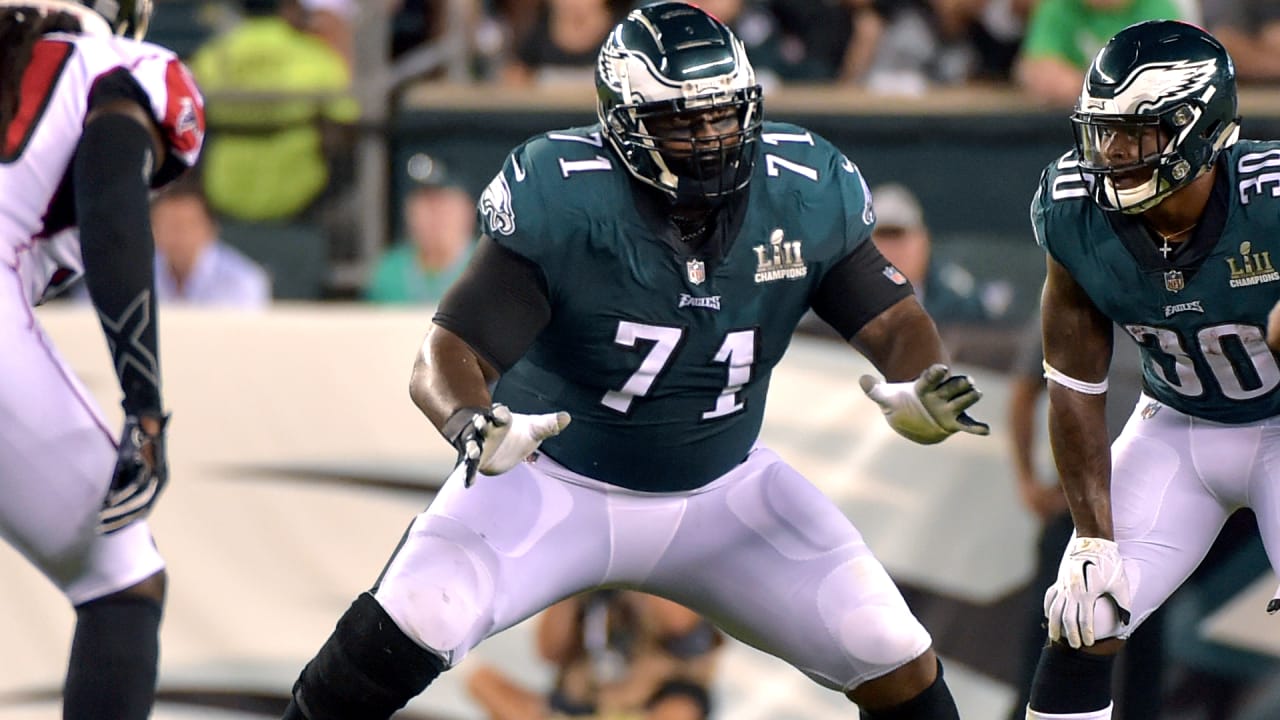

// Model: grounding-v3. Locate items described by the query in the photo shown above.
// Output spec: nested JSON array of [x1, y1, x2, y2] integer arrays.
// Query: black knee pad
[[292, 592, 444, 720], [860, 659, 959, 720], [1028, 643, 1115, 714]]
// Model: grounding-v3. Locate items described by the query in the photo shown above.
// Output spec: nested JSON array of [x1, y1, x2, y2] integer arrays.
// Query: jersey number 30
[[1126, 322, 1280, 400]]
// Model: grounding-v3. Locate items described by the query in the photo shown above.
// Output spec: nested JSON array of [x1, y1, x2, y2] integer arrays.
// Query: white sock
[[1026, 703, 1112, 720]]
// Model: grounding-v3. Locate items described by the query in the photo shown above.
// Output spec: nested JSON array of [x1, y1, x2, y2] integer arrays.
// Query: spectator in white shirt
[[150, 180, 271, 308]]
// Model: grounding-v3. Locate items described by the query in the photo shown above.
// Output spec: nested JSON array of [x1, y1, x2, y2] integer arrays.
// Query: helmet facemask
[[604, 86, 762, 206], [1073, 111, 1175, 213], [1072, 102, 1237, 214]]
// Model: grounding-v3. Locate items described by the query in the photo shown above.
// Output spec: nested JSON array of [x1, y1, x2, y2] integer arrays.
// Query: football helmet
[[0, 0, 153, 39], [1072, 20, 1239, 214], [595, 1, 763, 205]]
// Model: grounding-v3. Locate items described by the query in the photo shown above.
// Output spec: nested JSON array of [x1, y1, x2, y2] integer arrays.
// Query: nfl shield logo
[[686, 258, 706, 285], [1164, 270, 1185, 293]]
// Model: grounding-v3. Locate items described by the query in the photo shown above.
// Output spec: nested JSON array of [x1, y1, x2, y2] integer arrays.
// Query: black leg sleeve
[[63, 594, 163, 720], [287, 592, 444, 720], [1028, 643, 1115, 714], [859, 659, 960, 720], [73, 111, 163, 416]]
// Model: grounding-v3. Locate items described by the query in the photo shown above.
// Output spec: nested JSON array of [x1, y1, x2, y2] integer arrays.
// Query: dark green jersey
[[1032, 141, 1280, 423], [477, 122, 877, 491]]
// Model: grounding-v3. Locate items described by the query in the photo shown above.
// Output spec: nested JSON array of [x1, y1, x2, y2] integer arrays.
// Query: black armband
[[433, 235, 551, 372], [811, 241, 915, 341], [74, 111, 163, 416]]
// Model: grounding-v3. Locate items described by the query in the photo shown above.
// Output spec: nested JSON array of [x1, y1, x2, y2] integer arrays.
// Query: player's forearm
[[409, 324, 497, 436], [1047, 384, 1113, 538], [74, 109, 164, 416], [852, 296, 949, 382]]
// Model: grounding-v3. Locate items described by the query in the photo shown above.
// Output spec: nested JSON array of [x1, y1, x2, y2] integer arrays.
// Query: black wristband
[[441, 406, 489, 447]]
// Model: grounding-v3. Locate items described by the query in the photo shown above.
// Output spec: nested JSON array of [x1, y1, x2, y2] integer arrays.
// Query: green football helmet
[[1072, 20, 1240, 214], [0, 0, 153, 39], [595, 1, 763, 206]]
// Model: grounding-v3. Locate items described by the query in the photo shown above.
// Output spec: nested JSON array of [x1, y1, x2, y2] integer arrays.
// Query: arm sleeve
[[810, 241, 915, 341], [433, 234, 552, 372], [74, 111, 163, 416]]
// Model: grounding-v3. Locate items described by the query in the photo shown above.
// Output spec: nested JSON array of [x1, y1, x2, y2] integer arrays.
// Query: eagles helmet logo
[[1080, 58, 1219, 115]]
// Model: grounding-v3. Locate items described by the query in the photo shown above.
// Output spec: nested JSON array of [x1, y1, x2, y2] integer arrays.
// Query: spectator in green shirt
[[365, 154, 476, 305], [1016, 0, 1187, 107], [190, 0, 359, 222]]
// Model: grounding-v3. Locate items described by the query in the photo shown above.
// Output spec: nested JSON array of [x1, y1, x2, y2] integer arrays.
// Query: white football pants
[[0, 269, 163, 605], [1064, 393, 1280, 639], [374, 446, 932, 692]]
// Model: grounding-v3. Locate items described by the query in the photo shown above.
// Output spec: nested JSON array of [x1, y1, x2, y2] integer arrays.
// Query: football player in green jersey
[[282, 4, 987, 720], [1026, 19, 1280, 720]]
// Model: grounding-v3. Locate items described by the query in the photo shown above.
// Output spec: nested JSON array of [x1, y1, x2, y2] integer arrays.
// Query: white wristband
[[1043, 360, 1108, 395]]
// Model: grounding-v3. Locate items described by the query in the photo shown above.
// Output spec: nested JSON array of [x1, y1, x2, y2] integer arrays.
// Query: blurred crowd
[[140, 0, 1280, 308], [159, 0, 1280, 97]]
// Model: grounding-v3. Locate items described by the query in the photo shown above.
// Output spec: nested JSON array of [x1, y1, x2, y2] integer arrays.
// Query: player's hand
[[1044, 536, 1132, 648], [859, 363, 990, 444], [99, 413, 170, 534], [451, 404, 571, 487]]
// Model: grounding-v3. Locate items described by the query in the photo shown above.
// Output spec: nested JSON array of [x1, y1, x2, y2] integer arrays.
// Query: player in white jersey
[[0, 1, 203, 717]]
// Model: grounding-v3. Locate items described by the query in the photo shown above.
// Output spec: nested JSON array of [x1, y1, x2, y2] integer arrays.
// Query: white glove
[[1044, 536, 1133, 648], [452, 404, 571, 486], [859, 363, 990, 444]]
